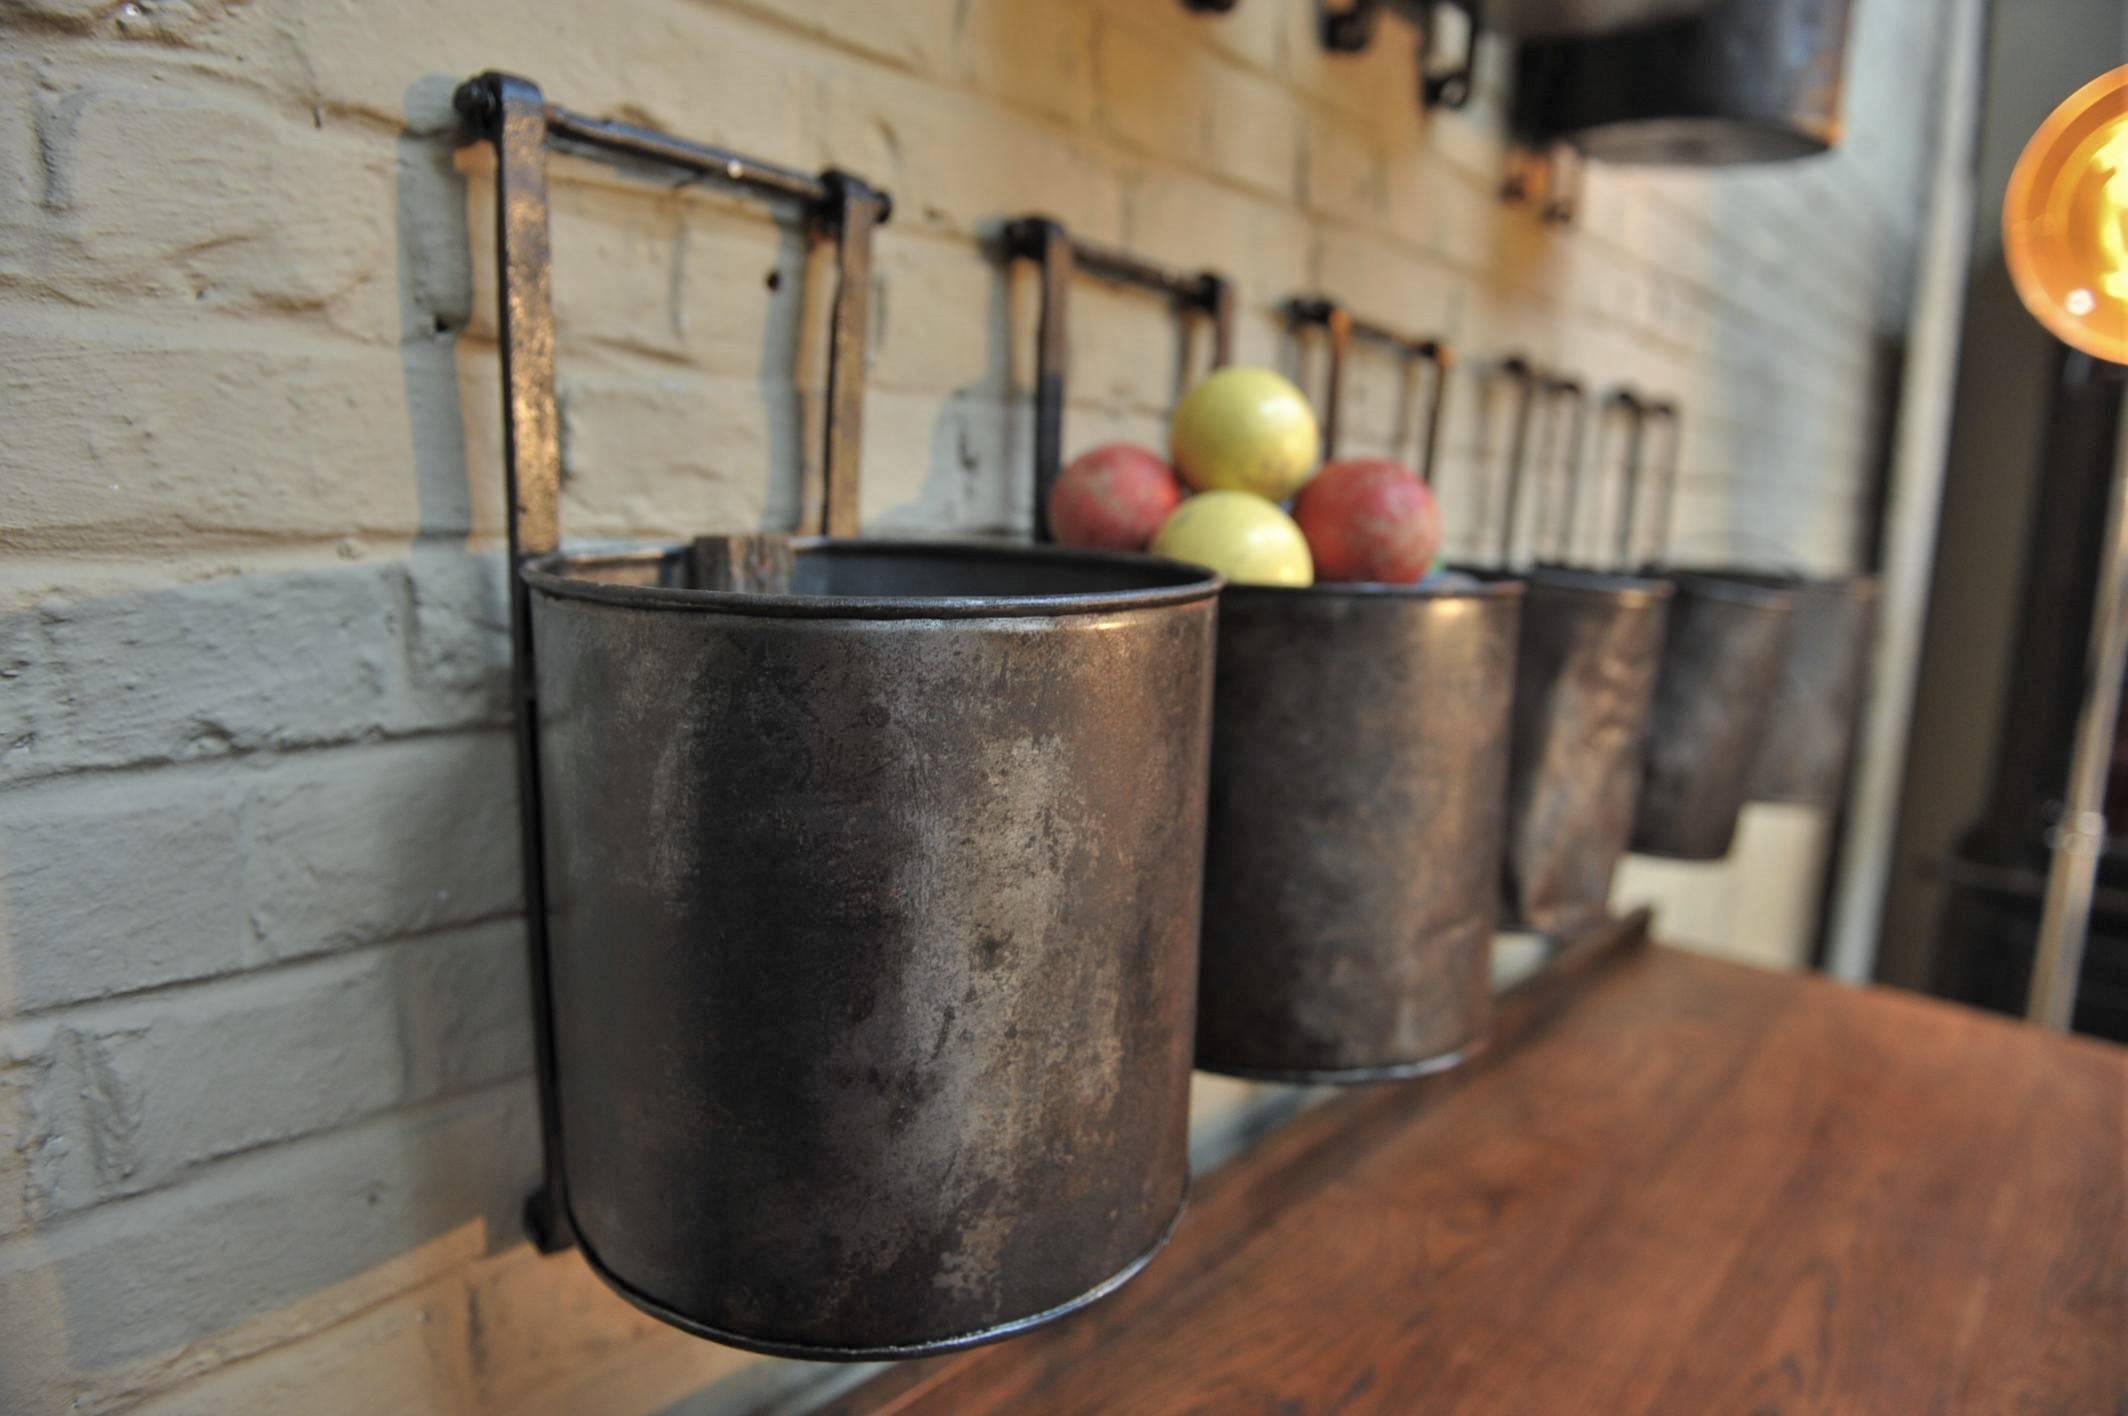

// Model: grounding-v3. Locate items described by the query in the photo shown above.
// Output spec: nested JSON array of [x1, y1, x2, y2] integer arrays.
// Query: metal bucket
[[527, 538, 1219, 1358], [1193, 577, 1523, 1081], [1494, 379, 1671, 933], [1745, 572, 1879, 806], [1504, 567, 1672, 932], [1630, 570, 1797, 858], [1615, 399, 1800, 859]]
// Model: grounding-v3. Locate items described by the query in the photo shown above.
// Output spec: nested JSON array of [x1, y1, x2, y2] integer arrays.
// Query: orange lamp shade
[[2006, 64, 2128, 365]]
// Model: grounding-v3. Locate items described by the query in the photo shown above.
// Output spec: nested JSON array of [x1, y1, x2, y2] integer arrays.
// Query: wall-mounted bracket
[[1003, 216, 1236, 540], [1502, 140, 1583, 225], [1318, 0, 1483, 110], [453, 70, 891, 1256], [1284, 295, 1453, 482]]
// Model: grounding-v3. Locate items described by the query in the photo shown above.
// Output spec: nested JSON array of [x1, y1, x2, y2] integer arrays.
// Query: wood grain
[[825, 946, 2127, 1416]]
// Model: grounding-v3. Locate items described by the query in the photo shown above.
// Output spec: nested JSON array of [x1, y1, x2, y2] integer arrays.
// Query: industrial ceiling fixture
[[1512, 0, 1856, 166]]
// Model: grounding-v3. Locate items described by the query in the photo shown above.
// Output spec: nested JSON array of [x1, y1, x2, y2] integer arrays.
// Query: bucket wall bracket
[[1284, 295, 1453, 480], [1002, 216, 1236, 541], [453, 70, 891, 1255]]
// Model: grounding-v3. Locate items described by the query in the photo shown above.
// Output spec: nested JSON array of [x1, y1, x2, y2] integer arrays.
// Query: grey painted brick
[[10, 554, 516, 786], [244, 732, 521, 964], [0, 919, 530, 1231], [0, 769, 251, 1015], [0, 1084, 537, 1413]]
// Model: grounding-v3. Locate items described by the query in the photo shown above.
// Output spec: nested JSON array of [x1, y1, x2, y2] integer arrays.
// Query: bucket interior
[[529, 539, 1217, 610]]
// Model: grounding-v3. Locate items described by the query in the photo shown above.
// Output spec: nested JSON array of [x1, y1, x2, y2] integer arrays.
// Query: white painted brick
[[818, 59, 1125, 240], [555, 371, 787, 539], [871, 229, 1003, 395], [1305, 112, 1387, 224], [463, 175, 809, 382], [1201, 61, 1303, 201], [860, 386, 1031, 536], [958, 0, 1098, 127], [29, 77, 394, 325], [1123, 167, 1312, 306], [0, 1, 1949, 1411], [1095, 11, 1309, 199], [0, 322, 439, 551], [725, 0, 960, 73]]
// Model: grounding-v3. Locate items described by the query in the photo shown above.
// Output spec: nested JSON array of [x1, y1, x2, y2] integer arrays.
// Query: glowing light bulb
[[2005, 65, 2128, 365]]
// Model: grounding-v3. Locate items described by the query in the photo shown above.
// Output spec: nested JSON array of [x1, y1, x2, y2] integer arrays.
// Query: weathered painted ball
[[1293, 458, 1441, 584], [1168, 367, 1321, 502], [1048, 443, 1187, 552], [1150, 490, 1314, 587]]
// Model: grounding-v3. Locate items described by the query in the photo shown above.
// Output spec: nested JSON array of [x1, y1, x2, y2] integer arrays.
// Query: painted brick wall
[[1, 1, 1944, 1411]]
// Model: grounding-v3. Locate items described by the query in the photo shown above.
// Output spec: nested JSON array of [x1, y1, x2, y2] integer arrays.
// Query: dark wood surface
[[826, 944, 2127, 1416]]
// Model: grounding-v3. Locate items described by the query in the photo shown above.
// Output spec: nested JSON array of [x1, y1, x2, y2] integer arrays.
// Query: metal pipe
[[2027, 401, 2128, 1030]]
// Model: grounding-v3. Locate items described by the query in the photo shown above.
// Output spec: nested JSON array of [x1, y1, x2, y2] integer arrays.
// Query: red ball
[[1048, 443, 1186, 552], [1293, 458, 1441, 584]]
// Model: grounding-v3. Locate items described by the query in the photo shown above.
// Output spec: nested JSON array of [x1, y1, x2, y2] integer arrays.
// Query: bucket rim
[[1221, 564, 1524, 606], [1498, 564, 1675, 606], [524, 537, 1223, 620], [1665, 567, 1883, 604], [1651, 566, 1804, 609]]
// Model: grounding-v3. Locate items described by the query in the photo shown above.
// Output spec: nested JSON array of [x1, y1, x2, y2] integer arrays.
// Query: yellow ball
[[1151, 491, 1314, 587], [1169, 367, 1321, 501]]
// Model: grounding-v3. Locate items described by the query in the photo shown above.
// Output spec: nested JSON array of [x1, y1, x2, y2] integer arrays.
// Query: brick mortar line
[[0, 1066, 537, 1262]]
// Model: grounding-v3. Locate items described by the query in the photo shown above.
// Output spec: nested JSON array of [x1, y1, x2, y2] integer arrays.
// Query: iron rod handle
[[1493, 355, 1540, 567], [1005, 215, 1236, 542], [1538, 378, 1588, 564], [1607, 388, 1650, 570], [1286, 295, 1453, 480], [456, 69, 892, 1254], [1641, 398, 1681, 569]]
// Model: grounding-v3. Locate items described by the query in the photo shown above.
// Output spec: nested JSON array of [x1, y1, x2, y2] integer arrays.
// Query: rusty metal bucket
[[1630, 570, 1797, 858], [1498, 378, 1672, 933], [529, 540, 1220, 1356], [1193, 577, 1524, 1080], [1622, 402, 1799, 859], [1747, 572, 1880, 807], [462, 86, 1224, 1361], [1189, 302, 1518, 1080]]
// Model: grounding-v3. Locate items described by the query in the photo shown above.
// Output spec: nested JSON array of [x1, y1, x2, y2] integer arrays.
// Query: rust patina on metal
[[1496, 382, 1671, 935], [461, 72, 1223, 1360], [1194, 576, 1524, 1081], [530, 541, 1218, 1359]]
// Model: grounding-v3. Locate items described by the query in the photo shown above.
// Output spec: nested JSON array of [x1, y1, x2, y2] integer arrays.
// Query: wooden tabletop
[[828, 944, 2126, 1415]]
